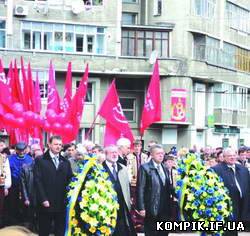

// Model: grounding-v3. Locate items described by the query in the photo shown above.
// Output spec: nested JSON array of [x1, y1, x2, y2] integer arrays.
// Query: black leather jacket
[[137, 160, 173, 217], [20, 162, 36, 206]]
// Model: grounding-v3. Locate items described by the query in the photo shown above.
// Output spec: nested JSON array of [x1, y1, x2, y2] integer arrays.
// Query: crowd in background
[[0, 137, 249, 236]]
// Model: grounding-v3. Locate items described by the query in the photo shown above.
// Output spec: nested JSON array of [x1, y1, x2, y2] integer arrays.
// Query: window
[[192, 0, 216, 18], [221, 43, 236, 68], [153, 0, 162, 16], [76, 81, 93, 103], [213, 84, 247, 111], [83, 0, 103, 6], [77, 128, 93, 143], [238, 87, 247, 111], [193, 33, 250, 72], [122, 0, 136, 2], [43, 23, 53, 50], [122, 13, 137, 25], [65, 25, 74, 52], [23, 31, 31, 49], [0, 20, 6, 48], [206, 37, 219, 64], [120, 98, 136, 122], [236, 48, 250, 73], [222, 138, 229, 148], [87, 35, 94, 53], [226, 1, 250, 33], [21, 21, 105, 54], [193, 33, 206, 60], [30, 70, 49, 99], [122, 28, 169, 57]]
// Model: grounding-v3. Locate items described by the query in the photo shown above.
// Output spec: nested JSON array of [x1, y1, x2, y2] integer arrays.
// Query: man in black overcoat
[[34, 135, 73, 236], [137, 144, 173, 236]]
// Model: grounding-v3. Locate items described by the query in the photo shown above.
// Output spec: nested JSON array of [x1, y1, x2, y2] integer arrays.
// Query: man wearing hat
[[7, 142, 32, 225]]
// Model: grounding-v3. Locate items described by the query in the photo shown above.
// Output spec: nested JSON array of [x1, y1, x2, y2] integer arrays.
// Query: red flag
[[0, 60, 12, 110], [63, 64, 89, 143], [46, 61, 61, 114], [11, 60, 24, 104], [103, 122, 124, 146], [20, 57, 30, 110], [61, 62, 72, 112], [32, 72, 43, 147], [140, 60, 161, 136], [27, 62, 35, 111], [33, 72, 41, 114], [98, 80, 134, 145]]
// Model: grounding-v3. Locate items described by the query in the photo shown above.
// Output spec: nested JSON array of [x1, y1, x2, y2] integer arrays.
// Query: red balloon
[[16, 117, 26, 128], [52, 122, 62, 134], [3, 113, 15, 126], [58, 112, 66, 124], [12, 103, 24, 117], [0, 104, 4, 116], [23, 111, 35, 123], [44, 120, 51, 132], [63, 123, 73, 135], [32, 113, 40, 125], [37, 115, 45, 127], [46, 109, 57, 123]]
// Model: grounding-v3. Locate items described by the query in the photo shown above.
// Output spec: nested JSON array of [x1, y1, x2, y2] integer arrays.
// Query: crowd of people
[[0, 136, 249, 236]]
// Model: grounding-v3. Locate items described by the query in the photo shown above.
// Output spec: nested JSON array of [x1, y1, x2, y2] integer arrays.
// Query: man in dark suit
[[34, 136, 73, 236], [137, 144, 173, 236], [212, 147, 250, 231], [102, 145, 136, 236]]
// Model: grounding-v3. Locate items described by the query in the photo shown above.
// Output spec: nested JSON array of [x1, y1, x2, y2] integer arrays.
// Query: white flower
[[89, 203, 99, 212]]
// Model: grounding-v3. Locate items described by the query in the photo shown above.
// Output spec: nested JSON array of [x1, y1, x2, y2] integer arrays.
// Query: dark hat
[[164, 154, 175, 162], [15, 142, 27, 150]]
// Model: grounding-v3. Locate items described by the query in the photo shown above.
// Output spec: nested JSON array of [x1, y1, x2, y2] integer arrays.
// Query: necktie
[[157, 164, 166, 185], [112, 163, 117, 181], [229, 166, 242, 198], [53, 157, 59, 169]]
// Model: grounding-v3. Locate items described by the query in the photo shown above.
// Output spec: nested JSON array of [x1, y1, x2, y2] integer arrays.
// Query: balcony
[[214, 108, 233, 125], [232, 110, 247, 127]]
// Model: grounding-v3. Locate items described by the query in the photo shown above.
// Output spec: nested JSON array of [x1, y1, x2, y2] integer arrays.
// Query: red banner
[[170, 89, 187, 122]]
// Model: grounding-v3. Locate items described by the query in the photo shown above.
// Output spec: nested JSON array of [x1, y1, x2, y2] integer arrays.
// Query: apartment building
[[0, 0, 249, 150]]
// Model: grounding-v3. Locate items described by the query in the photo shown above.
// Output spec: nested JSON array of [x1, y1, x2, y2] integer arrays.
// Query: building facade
[[0, 0, 249, 150]]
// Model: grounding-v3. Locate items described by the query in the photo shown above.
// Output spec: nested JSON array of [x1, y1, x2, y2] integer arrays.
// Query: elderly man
[[137, 144, 173, 236], [212, 147, 250, 231], [116, 138, 133, 166], [103, 145, 136, 236], [7, 142, 33, 225]]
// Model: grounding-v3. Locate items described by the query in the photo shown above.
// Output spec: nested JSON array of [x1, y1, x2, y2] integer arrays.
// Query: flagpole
[[85, 112, 99, 140]]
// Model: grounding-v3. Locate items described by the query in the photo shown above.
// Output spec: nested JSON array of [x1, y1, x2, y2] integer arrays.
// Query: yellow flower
[[187, 194, 195, 201], [104, 218, 111, 225], [105, 227, 111, 235], [74, 227, 81, 234], [200, 205, 205, 210], [89, 217, 98, 226], [202, 192, 208, 197], [100, 226, 108, 233], [80, 212, 90, 222], [89, 226, 96, 233], [111, 218, 116, 227], [72, 218, 78, 226], [79, 200, 88, 209]]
